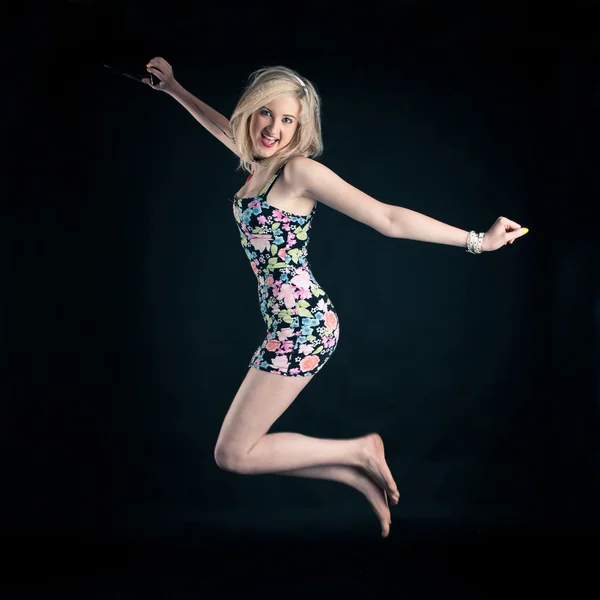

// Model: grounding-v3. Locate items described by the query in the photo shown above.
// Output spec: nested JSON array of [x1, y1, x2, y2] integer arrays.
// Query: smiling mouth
[[260, 133, 278, 148]]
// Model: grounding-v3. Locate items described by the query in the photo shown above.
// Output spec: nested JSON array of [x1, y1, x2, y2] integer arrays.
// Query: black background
[[4, 1, 600, 596]]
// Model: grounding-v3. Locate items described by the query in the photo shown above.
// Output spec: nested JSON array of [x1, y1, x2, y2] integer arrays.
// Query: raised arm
[[286, 156, 529, 252], [144, 57, 240, 157]]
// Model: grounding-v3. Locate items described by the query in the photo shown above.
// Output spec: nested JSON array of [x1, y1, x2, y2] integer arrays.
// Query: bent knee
[[214, 443, 247, 473]]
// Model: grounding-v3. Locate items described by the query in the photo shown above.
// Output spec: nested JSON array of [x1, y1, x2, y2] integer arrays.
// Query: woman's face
[[249, 94, 301, 159]]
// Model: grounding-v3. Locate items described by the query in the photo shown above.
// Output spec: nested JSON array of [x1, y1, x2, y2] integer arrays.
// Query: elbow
[[381, 206, 398, 238], [380, 220, 394, 237]]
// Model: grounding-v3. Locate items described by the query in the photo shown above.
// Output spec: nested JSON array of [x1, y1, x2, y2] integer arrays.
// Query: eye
[[260, 109, 294, 124]]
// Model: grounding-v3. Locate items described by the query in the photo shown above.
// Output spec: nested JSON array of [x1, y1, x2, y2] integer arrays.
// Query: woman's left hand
[[482, 216, 529, 251]]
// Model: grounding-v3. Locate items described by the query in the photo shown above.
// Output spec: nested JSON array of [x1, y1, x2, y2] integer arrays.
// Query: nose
[[263, 119, 279, 137]]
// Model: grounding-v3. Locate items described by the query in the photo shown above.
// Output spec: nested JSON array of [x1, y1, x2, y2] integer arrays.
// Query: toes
[[381, 521, 391, 537], [387, 481, 399, 500]]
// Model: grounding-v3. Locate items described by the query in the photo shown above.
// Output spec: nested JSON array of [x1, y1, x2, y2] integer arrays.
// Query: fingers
[[146, 57, 169, 73], [154, 56, 170, 70], [498, 215, 521, 231], [508, 227, 529, 244], [145, 59, 163, 74], [146, 66, 163, 80]]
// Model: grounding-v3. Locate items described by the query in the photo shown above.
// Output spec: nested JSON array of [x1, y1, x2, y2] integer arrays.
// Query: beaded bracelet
[[466, 231, 485, 254]]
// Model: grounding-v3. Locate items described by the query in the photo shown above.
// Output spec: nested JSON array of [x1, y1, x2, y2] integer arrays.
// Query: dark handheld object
[[102, 63, 157, 86]]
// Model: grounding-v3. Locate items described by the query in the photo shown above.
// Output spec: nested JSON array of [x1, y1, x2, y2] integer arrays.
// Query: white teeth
[[263, 134, 277, 142]]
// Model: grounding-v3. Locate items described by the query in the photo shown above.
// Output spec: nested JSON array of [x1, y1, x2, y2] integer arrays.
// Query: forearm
[[387, 205, 472, 249], [166, 80, 234, 140]]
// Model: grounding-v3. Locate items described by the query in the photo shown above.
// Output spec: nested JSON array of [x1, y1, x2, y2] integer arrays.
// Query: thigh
[[216, 368, 314, 452]]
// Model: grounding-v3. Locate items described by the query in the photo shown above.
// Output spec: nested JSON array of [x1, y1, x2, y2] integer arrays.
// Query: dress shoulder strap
[[258, 162, 288, 198]]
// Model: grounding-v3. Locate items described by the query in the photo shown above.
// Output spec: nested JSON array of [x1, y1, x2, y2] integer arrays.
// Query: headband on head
[[294, 75, 307, 89]]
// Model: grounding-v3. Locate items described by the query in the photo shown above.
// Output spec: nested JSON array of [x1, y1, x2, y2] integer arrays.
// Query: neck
[[250, 156, 271, 177]]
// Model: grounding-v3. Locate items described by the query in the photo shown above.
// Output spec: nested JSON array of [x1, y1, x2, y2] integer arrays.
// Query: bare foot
[[358, 433, 400, 505], [350, 466, 391, 537]]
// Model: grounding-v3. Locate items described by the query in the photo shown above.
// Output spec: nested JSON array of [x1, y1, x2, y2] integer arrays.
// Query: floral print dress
[[232, 161, 340, 377]]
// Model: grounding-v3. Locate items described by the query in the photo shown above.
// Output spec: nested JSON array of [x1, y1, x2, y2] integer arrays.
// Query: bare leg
[[237, 431, 399, 505], [215, 368, 399, 502], [277, 464, 392, 537]]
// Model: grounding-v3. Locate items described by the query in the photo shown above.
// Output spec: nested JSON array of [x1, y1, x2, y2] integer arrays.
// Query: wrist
[[165, 79, 184, 97], [466, 230, 485, 254], [481, 234, 490, 252]]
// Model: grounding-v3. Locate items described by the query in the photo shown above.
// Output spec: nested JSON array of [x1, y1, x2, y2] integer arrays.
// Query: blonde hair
[[229, 66, 323, 176]]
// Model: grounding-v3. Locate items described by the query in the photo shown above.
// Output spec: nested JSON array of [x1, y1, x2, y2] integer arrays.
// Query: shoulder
[[284, 156, 329, 192], [282, 156, 391, 235], [286, 155, 320, 175]]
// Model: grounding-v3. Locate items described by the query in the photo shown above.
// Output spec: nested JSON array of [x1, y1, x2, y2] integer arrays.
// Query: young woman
[[143, 57, 528, 537]]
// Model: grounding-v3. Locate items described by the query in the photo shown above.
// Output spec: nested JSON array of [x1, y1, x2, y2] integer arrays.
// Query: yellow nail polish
[[522, 228, 529, 234]]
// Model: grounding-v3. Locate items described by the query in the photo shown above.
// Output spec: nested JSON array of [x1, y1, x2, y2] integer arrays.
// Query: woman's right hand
[[143, 57, 177, 92]]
